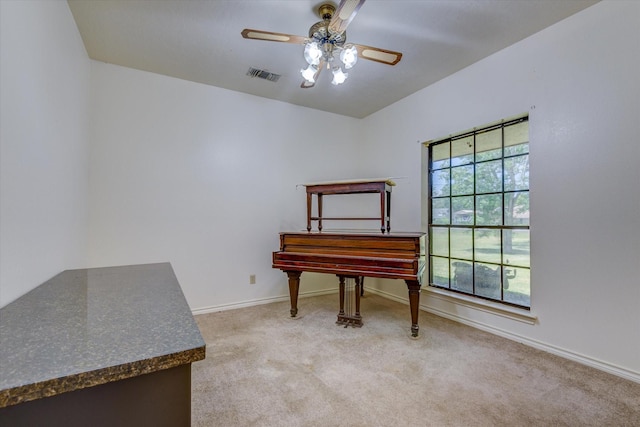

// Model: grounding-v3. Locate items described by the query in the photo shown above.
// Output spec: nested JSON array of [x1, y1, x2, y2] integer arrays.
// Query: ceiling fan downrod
[[318, 3, 336, 21]]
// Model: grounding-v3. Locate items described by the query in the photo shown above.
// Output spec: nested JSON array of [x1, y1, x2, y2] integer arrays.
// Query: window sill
[[423, 286, 537, 325]]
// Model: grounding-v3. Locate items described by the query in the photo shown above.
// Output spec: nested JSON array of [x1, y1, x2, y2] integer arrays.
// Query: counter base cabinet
[[0, 364, 191, 427]]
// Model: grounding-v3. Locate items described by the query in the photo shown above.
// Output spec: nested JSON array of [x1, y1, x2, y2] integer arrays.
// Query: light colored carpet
[[192, 293, 639, 426]]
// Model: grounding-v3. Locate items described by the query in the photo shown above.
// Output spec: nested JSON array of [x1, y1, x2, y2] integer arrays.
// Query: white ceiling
[[68, 0, 598, 119]]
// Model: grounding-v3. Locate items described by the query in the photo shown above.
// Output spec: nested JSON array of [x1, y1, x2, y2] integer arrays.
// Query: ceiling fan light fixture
[[340, 45, 358, 69], [241, 0, 402, 89], [303, 42, 322, 65], [301, 64, 318, 83], [331, 67, 348, 85]]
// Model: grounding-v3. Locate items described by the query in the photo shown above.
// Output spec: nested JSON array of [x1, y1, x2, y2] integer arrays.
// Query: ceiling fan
[[241, 0, 403, 88]]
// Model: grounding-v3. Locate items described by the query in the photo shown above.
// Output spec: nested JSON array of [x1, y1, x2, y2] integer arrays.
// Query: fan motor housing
[[308, 21, 346, 46]]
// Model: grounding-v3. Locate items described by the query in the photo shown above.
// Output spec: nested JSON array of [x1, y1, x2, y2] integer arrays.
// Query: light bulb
[[340, 45, 358, 69], [331, 67, 348, 85], [301, 64, 317, 83]]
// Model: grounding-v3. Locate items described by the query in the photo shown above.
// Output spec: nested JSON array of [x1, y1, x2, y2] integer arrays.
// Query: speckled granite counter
[[0, 262, 205, 420]]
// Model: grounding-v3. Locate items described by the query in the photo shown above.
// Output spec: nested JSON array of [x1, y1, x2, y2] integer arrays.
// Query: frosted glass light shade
[[301, 64, 318, 83], [303, 42, 322, 65], [340, 45, 358, 69], [331, 67, 348, 85]]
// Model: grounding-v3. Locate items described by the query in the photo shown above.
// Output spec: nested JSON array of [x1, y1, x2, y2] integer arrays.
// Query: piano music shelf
[[304, 178, 395, 233]]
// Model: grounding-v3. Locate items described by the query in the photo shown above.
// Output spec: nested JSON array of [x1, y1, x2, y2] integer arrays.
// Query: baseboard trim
[[191, 288, 337, 316], [365, 287, 640, 384]]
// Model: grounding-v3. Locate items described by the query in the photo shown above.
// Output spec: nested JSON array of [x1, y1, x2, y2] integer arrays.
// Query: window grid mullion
[[472, 133, 477, 295]]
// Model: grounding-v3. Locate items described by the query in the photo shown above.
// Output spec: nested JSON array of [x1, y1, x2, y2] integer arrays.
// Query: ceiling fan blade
[[301, 60, 325, 89], [241, 29, 307, 44], [329, 0, 366, 34], [353, 44, 403, 66]]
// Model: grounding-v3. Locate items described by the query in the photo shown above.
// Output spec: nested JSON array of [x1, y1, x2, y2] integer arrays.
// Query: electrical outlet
[[249, 274, 256, 284]]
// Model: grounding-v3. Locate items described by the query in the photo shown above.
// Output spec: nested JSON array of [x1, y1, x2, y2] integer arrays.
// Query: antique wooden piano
[[273, 230, 426, 337]]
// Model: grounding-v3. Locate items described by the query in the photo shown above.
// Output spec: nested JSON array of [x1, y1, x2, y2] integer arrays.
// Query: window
[[427, 116, 530, 308]]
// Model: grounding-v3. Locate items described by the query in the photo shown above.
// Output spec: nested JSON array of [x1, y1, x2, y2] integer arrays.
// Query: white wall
[[0, 0, 90, 307], [87, 62, 363, 310], [360, 0, 640, 379]]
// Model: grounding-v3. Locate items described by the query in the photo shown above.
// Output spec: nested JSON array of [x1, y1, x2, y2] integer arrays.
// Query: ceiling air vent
[[246, 67, 281, 82]]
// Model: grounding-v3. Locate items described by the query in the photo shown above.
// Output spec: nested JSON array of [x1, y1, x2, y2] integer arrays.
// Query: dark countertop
[[0, 263, 206, 408]]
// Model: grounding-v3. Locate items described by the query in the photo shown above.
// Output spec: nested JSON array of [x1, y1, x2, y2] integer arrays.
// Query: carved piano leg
[[405, 280, 421, 337], [338, 276, 345, 318], [286, 271, 302, 317], [354, 276, 362, 322]]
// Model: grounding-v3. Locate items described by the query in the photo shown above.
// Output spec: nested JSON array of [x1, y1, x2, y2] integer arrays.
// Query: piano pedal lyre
[[336, 275, 363, 328]]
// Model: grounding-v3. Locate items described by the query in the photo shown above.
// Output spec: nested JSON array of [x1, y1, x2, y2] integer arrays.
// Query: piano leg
[[405, 280, 421, 337], [286, 271, 302, 317], [338, 276, 345, 318], [354, 276, 362, 322]]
